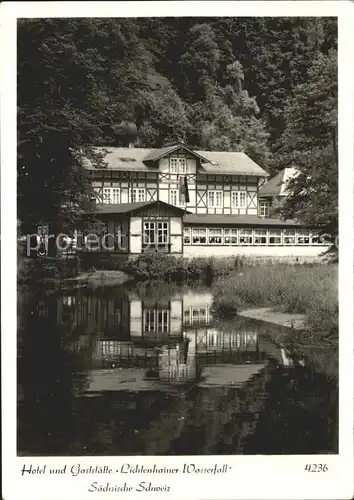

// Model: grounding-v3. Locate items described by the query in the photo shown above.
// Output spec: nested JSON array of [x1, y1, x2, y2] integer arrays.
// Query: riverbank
[[238, 307, 306, 330], [213, 264, 338, 341], [18, 253, 131, 286], [66, 270, 131, 286]]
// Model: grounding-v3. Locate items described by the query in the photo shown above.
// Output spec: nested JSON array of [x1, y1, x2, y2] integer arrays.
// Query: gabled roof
[[95, 201, 151, 214], [259, 167, 299, 197], [84, 147, 159, 171], [94, 200, 189, 216], [85, 144, 269, 177], [143, 144, 209, 162], [183, 214, 303, 227], [143, 144, 180, 161], [197, 151, 269, 177]]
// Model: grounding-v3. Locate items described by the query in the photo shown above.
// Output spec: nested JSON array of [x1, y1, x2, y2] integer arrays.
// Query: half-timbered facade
[[258, 167, 299, 218], [80, 143, 329, 258], [86, 200, 185, 255], [86, 144, 266, 216]]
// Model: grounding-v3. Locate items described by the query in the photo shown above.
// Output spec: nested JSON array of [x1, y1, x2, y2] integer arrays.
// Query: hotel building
[[81, 143, 329, 259]]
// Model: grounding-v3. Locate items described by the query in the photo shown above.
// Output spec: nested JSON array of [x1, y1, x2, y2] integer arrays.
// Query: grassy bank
[[212, 264, 338, 340]]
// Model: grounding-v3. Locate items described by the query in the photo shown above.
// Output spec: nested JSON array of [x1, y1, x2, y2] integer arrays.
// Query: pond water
[[17, 282, 338, 456]]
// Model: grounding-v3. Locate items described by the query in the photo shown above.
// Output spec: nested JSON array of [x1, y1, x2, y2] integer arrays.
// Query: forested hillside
[[17, 18, 337, 233]]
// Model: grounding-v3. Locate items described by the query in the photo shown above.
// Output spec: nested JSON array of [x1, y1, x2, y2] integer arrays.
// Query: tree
[[187, 61, 271, 168], [133, 72, 190, 147], [179, 23, 221, 102], [274, 51, 337, 235], [17, 19, 152, 232], [212, 17, 337, 143]]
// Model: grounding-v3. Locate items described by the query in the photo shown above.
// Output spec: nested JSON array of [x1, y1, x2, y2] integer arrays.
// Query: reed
[[212, 263, 338, 339]]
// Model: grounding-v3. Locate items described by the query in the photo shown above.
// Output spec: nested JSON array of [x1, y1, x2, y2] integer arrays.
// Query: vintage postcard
[[1, 1, 353, 499]]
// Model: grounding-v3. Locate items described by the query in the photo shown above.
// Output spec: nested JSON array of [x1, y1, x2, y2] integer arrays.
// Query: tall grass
[[212, 263, 338, 339]]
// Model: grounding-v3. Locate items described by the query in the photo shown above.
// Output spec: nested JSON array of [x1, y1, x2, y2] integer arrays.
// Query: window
[[143, 221, 169, 250], [102, 187, 120, 204], [170, 189, 178, 206], [208, 228, 223, 244], [112, 188, 120, 204], [311, 232, 325, 245], [192, 228, 207, 244], [208, 190, 223, 208], [157, 222, 169, 245], [143, 222, 155, 246], [184, 309, 191, 323], [259, 201, 270, 217], [184, 307, 210, 326], [103, 188, 112, 204], [283, 229, 296, 245], [231, 192, 238, 208], [269, 229, 282, 245], [191, 307, 208, 324], [115, 222, 122, 248], [170, 158, 178, 173], [144, 309, 169, 333], [239, 228, 253, 245], [62, 296, 76, 307], [224, 228, 238, 245], [132, 188, 146, 202], [170, 157, 186, 174], [183, 227, 191, 245], [231, 191, 246, 208], [254, 229, 267, 245], [296, 229, 310, 245], [239, 192, 246, 208]]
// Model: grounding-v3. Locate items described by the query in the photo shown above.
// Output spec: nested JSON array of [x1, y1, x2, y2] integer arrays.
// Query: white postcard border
[[1, 2, 353, 499]]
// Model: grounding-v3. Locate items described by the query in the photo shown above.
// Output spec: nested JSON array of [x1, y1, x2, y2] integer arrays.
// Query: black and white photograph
[[2, 2, 354, 499]]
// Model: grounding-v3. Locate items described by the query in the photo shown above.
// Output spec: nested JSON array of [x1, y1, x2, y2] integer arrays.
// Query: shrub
[[18, 256, 79, 282], [124, 251, 180, 281], [124, 252, 250, 282]]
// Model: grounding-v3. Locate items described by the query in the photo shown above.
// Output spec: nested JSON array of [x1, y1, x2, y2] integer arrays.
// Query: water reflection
[[17, 283, 338, 456]]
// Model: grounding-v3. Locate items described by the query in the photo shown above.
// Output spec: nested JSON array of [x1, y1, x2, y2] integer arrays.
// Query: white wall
[[183, 245, 330, 259], [170, 235, 182, 253], [170, 217, 182, 234], [170, 299, 182, 334], [183, 292, 213, 308], [159, 158, 169, 173], [187, 158, 197, 173], [129, 217, 142, 253], [170, 217, 182, 253], [159, 189, 169, 203], [130, 299, 142, 338]]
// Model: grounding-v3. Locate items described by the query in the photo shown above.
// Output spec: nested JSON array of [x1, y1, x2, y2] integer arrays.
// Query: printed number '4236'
[[305, 464, 328, 472]]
